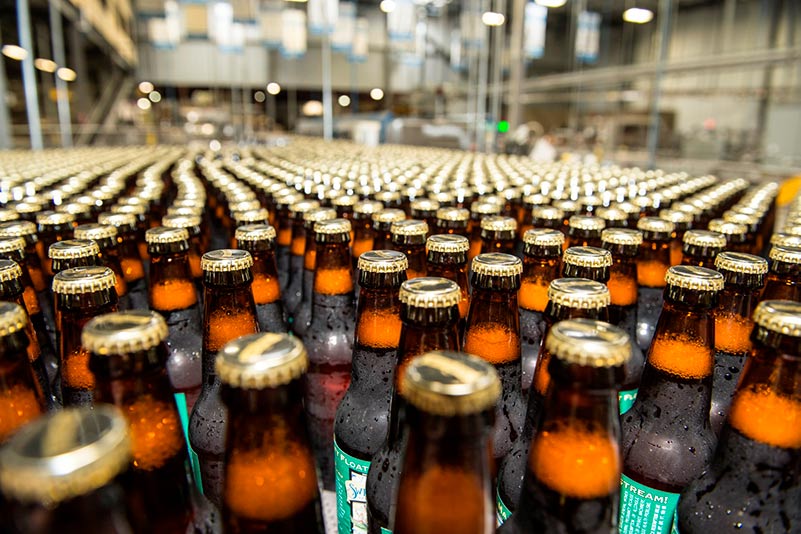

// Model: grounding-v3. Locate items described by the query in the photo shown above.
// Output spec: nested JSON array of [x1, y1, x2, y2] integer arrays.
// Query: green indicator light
[[497, 120, 509, 133]]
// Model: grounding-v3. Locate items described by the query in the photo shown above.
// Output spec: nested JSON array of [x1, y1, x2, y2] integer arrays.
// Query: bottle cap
[[563, 246, 613, 268], [659, 208, 693, 228], [753, 300, 801, 337], [353, 200, 384, 216], [532, 206, 565, 223], [769, 245, 801, 265], [391, 219, 428, 237], [162, 214, 202, 230], [52, 266, 117, 295], [201, 249, 253, 272], [0, 259, 22, 282], [0, 220, 37, 238], [552, 200, 579, 214], [523, 194, 550, 208], [0, 406, 131, 505], [436, 207, 470, 222], [372, 209, 406, 225], [82, 310, 168, 355], [232, 208, 270, 226], [523, 228, 564, 248], [229, 199, 261, 214], [48, 239, 100, 260], [480, 216, 517, 232], [235, 224, 276, 243], [637, 217, 675, 238], [545, 318, 631, 367], [769, 233, 801, 248], [0, 301, 28, 337], [399, 277, 461, 308], [708, 219, 748, 239], [314, 218, 352, 235], [426, 234, 469, 254], [568, 215, 605, 232], [471, 253, 523, 277], [217, 333, 308, 389], [614, 202, 641, 216], [682, 229, 726, 251], [714, 251, 768, 275], [303, 207, 337, 225], [145, 226, 189, 245], [374, 191, 401, 204], [14, 202, 44, 217], [289, 200, 321, 217], [57, 203, 92, 218], [74, 224, 118, 242], [596, 207, 628, 224], [664, 265, 724, 291], [0, 209, 20, 222], [97, 212, 136, 231], [166, 206, 203, 218], [547, 278, 611, 309], [601, 228, 643, 247], [111, 204, 147, 217], [471, 202, 501, 216], [358, 250, 409, 273], [401, 351, 501, 417], [36, 211, 75, 227], [0, 236, 26, 256], [332, 195, 358, 208]]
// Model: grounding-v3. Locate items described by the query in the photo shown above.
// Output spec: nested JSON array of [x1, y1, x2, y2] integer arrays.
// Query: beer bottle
[[518, 229, 563, 393], [49, 239, 100, 279], [372, 209, 406, 251], [58, 202, 93, 226], [162, 214, 205, 284], [292, 207, 337, 339], [469, 201, 502, 261], [503, 319, 629, 534], [230, 209, 270, 244], [709, 252, 768, 436], [332, 194, 358, 228], [677, 300, 801, 532], [36, 211, 75, 278], [619, 265, 723, 534], [304, 219, 355, 490], [84, 311, 199, 533], [496, 278, 611, 524], [635, 217, 674, 351], [111, 203, 151, 263], [435, 207, 470, 239], [334, 250, 408, 534], [602, 228, 646, 413], [52, 266, 118, 406], [519, 194, 551, 236], [0, 301, 44, 443], [553, 200, 580, 231], [566, 215, 605, 249], [375, 191, 403, 210], [74, 224, 130, 310], [708, 219, 750, 254], [0, 208, 19, 223], [597, 206, 630, 229], [217, 333, 325, 533], [352, 200, 384, 269], [462, 253, 525, 464], [480, 216, 518, 255], [659, 208, 693, 266], [425, 234, 470, 335], [390, 220, 428, 280], [0, 406, 137, 533], [234, 224, 287, 333], [681, 229, 727, 268], [97, 212, 148, 309], [273, 191, 303, 293], [760, 245, 801, 302], [366, 277, 462, 534], [393, 351, 500, 534], [284, 200, 322, 326], [562, 246, 612, 282], [722, 211, 762, 255], [0, 220, 48, 296], [531, 206, 566, 236], [409, 198, 440, 237], [190, 249, 259, 508], [767, 232, 801, 258]]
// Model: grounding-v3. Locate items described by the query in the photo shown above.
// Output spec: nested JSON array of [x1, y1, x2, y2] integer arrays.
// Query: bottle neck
[[290, 220, 305, 257], [396, 304, 461, 389], [355, 286, 403, 350], [563, 264, 610, 283], [202, 281, 259, 355], [463, 287, 521, 364], [520, 257, 561, 313], [149, 251, 197, 312], [638, 239, 671, 288], [609, 257, 638, 307], [313, 241, 353, 296]]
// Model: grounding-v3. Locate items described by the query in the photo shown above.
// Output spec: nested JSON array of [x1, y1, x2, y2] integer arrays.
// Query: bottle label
[[619, 389, 638, 415], [173, 392, 203, 493], [496, 492, 512, 526], [334, 438, 370, 534], [380, 529, 392, 534], [619, 474, 680, 534]]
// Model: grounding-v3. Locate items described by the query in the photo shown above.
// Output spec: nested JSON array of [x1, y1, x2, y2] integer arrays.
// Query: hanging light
[[623, 7, 654, 24], [369, 88, 384, 101], [481, 11, 505, 26], [379, 0, 396, 13], [338, 95, 351, 107], [56, 67, 77, 82], [148, 90, 162, 103], [34, 58, 57, 73], [1, 45, 28, 61], [136, 97, 152, 110], [138, 81, 154, 93], [534, 0, 567, 7], [267, 82, 281, 95]]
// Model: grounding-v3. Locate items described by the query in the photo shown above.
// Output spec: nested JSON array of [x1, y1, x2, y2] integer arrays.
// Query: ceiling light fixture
[[56, 67, 77, 82], [380, 0, 396, 13], [34, 58, 57, 73], [1, 45, 28, 61], [534, 0, 567, 8], [623, 7, 654, 24], [481, 11, 505, 26]]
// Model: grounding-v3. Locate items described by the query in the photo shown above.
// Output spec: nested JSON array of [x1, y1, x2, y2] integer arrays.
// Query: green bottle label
[[619, 474, 680, 534], [334, 438, 370, 534], [496, 491, 512, 526], [619, 389, 638, 414], [174, 392, 203, 493], [671, 509, 681, 534], [380, 529, 392, 534]]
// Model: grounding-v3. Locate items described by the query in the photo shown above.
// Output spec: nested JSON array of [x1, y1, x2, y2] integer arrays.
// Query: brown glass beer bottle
[[425, 234, 470, 336], [760, 245, 801, 302], [681, 229, 727, 268], [97, 212, 149, 309], [635, 217, 674, 351], [234, 224, 287, 333], [390, 220, 428, 280], [74, 224, 131, 310]]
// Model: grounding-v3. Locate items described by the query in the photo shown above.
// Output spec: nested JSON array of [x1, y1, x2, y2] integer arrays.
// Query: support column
[[321, 34, 334, 141], [17, 0, 43, 149], [0, 28, 12, 149], [50, 0, 73, 147], [645, 0, 674, 169], [507, 0, 525, 132]]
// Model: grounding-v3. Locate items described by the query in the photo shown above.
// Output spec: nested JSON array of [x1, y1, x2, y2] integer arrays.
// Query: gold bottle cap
[[303, 207, 337, 224], [74, 224, 118, 242], [563, 246, 613, 268], [708, 219, 747, 237], [723, 211, 758, 227], [659, 208, 693, 226], [289, 200, 321, 217], [770, 233, 801, 248], [752, 300, 801, 337], [82, 310, 168, 355], [0, 236, 26, 255], [332, 195, 358, 207], [14, 201, 43, 216], [683, 229, 727, 248], [601, 228, 643, 247], [0, 209, 19, 222], [97, 212, 137, 231], [391, 219, 428, 237], [545, 318, 631, 368], [637, 217, 675, 236], [235, 224, 276, 243], [664, 265, 724, 291], [714, 251, 768, 275], [547, 278, 611, 309], [523, 228, 564, 247], [471, 202, 501, 216], [166, 206, 203, 218], [0, 259, 22, 282], [531, 206, 565, 222], [216, 333, 308, 389], [145, 226, 189, 244], [111, 204, 147, 217], [0, 301, 27, 337], [568, 215, 605, 232], [274, 192, 303, 208], [229, 199, 261, 214], [0, 220, 37, 238], [399, 277, 461, 308], [410, 198, 440, 214], [353, 200, 384, 216], [0, 406, 131, 505], [436, 207, 470, 222], [162, 214, 202, 230], [57, 203, 92, 218], [48, 239, 101, 260], [358, 250, 409, 273], [552, 199, 579, 213], [52, 266, 117, 295], [36, 211, 75, 227], [426, 234, 470, 254], [401, 351, 501, 417], [201, 249, 253, 272], [314, 218, 352, 235], [596, 207, 628, 223], [615, 201, 641, 216], [372, 208, 406, 225], [523, 194, 550, 208], [232, 208, 270, 225], [769, 245, 801, 265], [471, 253, 523, 277], [480, 216, 517, 232]]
